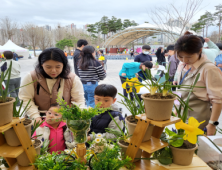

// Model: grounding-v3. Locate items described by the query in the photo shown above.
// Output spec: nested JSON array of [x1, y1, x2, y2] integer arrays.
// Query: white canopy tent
[[0, 40, 29, 59]]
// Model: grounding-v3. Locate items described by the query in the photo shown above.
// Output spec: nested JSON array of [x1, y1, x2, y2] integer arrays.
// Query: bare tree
[[209, 31, 219, 43], [0, 17, 18, 42], [23, 23, 40, 56], [38, 28, 52, 50], [149, 0, 204, 42]]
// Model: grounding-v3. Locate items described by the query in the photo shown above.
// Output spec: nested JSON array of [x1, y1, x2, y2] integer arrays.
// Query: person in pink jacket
[[33, 104, 75, 153]]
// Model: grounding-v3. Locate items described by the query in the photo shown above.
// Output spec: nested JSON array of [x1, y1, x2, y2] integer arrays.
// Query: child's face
[[94, 95, 117, 108], [45, 107, 62, 125]]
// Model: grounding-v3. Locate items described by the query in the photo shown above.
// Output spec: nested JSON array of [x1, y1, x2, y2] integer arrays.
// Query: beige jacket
[[19, 72, 85, 119]]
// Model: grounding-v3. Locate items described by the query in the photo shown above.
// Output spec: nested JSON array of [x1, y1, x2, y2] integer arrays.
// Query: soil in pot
[[126, 115, 154, 142], [170, 140, 198, 166], [0, 97, 15, 126], [141, 93, 176, 121], [17, 139, 42, 167], [118, 140, 142, 162], [4, 119, 33, 146]]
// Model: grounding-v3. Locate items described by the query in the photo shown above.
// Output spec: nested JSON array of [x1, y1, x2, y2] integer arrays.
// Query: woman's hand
[[173, 81, 177, 85], [35, 117, 43, 123], [87, 136, 91, 141], [204, 38, 210, 43], [122, 73, 126, 76], [206, 124, 216, 136]]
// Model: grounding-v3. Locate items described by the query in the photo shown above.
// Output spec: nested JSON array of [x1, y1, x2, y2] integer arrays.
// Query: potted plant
[[4, 98, 33, 146], [33, 151, 87, 170], [16, 120, 43, 167], [88, 143, 135, 170], [0, 61, 15, 126], [106, 113, 142, 162], [118, 91, 154, 142], [57, 97, 108, 163], [91, 133, 107, 153]]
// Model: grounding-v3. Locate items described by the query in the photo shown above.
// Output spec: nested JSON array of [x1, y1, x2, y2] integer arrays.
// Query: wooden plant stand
[[125, 114, 211, 170], [0, 118, 36, 170]]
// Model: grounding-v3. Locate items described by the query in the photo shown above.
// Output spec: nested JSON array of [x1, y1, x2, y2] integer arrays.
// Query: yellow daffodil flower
[[122, 77, 143, 93], [175, 117, 205, 144]]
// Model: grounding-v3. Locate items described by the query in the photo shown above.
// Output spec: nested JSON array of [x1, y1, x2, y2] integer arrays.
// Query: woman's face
[[161, 48, 164, 53], [42, 60, 64, 78], [92, 51, 96, 58], [177, 51, 201, 65]]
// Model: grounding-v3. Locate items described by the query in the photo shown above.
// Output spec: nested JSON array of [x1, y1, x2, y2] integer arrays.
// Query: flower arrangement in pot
[[106, 113, 142, 162], [118, 91, 154, 142], [57, 97, 108, 163], [4, 98, 33, 147], [0, 61, 15, 126], [90, 133, 107, 153]]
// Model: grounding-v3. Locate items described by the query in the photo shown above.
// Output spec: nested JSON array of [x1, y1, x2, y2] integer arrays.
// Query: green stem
[[203, 135, 222, 153]]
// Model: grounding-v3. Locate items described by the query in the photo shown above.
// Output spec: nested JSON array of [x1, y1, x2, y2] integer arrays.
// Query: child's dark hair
[[50, 103, 60, 108], [95, 84, 117, 99], [3, 51, 13, 59], [142, 45, 151, 50], [142, 61, 153, 68], [99, 50, 103, 54]]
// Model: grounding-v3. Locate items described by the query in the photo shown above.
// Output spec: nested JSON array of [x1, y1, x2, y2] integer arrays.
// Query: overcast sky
[[0, 0, 221, 33]]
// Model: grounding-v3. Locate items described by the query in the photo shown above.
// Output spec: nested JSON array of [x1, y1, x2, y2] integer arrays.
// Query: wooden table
[[134, 154, 211, 170]]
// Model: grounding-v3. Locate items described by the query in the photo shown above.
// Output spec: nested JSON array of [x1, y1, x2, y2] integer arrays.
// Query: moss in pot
[[118, 92, 154, 142], [4, 98, 34, 146]]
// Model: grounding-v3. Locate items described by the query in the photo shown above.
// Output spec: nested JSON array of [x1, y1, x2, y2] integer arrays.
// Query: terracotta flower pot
[[4, 119, 33, 146], [125, 116, 154, 142], [118, 141, 142, 162], [0, 97, 15, 126], [170, 144, 198, 166], [141, 93, 176, 121], [17, 139, 42, 167]]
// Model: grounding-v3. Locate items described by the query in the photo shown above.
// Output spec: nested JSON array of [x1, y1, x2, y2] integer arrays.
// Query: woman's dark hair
[[155, 47, 163, 56], [175, 31, 203, 59], [77, 39, 88, 47], [78, 46, 96, 70], [216, 43, 222, 50], [35, 48, 71, 79], [99, 50, 103, 54], [94, 84, 117, 99], [3, 51, 13, 59]]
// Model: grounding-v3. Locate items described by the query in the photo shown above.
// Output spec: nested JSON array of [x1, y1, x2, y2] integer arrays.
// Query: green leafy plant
[[118, 90, 144, 121], [106, 112, 130, 142], [13, 98, 32, 117], [31, 120, 44, 139], [57, 97, 108, 120], [33, 152, 87, 170], [40, 139, 57, 155], [89, 143, 134, 170], [0, 61, 12, 103]]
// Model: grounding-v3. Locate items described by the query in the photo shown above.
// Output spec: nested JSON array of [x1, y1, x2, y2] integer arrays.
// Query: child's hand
[[218, 64, 222, 68], [122, 73, 126, 76], [35, 117, 43, 123], [87, 136, 91, 141]]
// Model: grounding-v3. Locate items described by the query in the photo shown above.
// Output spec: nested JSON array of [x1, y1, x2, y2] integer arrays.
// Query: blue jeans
[[138, 71, 147, 82], [83, 82, 98, 108]]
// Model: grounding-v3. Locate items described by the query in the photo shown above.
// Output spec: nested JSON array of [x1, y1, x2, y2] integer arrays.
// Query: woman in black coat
[[155, 47, 166, 67]]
